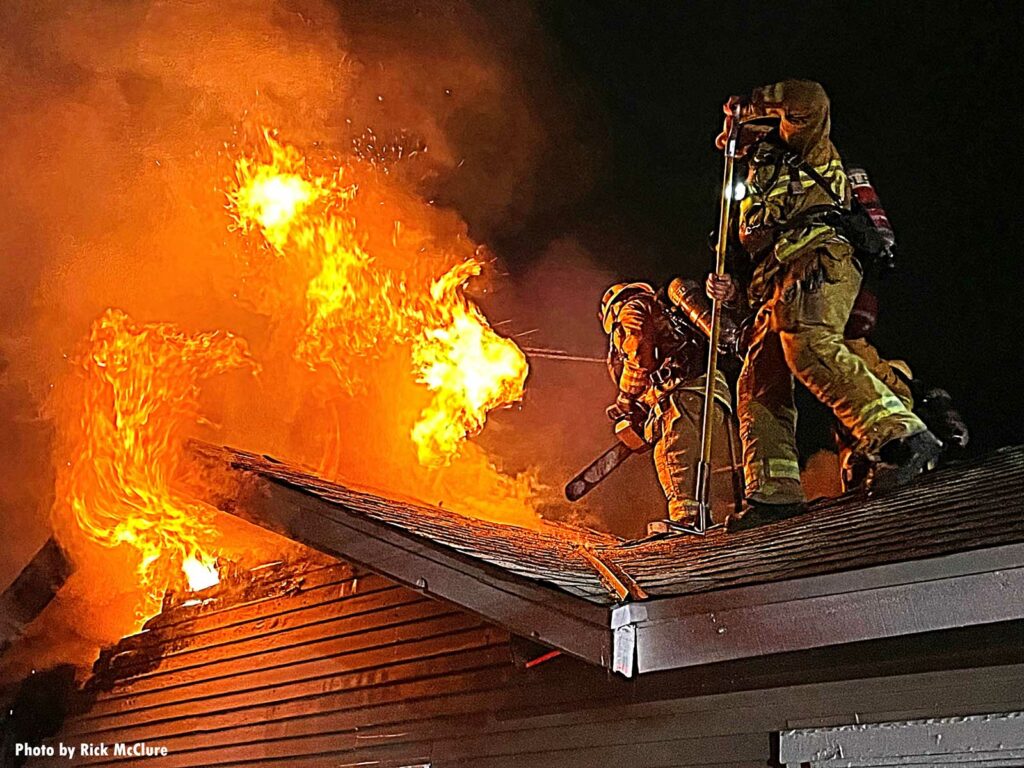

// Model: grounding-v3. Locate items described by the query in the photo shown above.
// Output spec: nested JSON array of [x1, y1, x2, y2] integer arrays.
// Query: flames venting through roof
[[44, 125, 534, 625], [52, 309, 254, 605], [227, 131, 529, 466], [0, 0, 604, 674]]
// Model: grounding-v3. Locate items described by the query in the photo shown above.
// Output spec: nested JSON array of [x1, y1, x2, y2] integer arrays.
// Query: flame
[[182, 555, 220, 592], [229, 131, 325, 251], [48, 128, 532, 630], [53, 309, 254, 613], [228, 130, 528, 464], [229, 131, 408, 383], [412, 261, 529, 465]]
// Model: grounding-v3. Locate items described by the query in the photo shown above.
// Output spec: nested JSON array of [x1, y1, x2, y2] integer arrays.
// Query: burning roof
[[192, 441, 1024, 676], [37, 127, 542, 646], [3, 0, 603, 659]]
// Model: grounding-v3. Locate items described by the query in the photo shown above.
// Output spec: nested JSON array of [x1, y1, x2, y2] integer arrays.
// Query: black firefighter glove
[[607, 392, 650, 427], [607, 392, 638, 423], [607, 393, 651, 451]]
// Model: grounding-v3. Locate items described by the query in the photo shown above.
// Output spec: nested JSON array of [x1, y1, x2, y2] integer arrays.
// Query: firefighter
[[839, 288, 916, 491], [600, 282, 740, 525], [704, 79, 942, 528]]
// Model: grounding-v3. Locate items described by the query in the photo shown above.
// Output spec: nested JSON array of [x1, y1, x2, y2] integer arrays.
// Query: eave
[[192, 442, 1024, 678]]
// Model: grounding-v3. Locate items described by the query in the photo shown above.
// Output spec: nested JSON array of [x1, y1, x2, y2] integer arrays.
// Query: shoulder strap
[[780, 150, 845, 206]]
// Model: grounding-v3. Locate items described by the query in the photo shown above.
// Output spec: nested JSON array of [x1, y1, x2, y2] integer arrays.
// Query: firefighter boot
[[725, 499, 807, 533], [868, 429, 943, 494]]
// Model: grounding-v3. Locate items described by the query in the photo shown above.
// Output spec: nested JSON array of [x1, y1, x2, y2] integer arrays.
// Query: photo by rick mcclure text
[[14, 743, 169, 760]]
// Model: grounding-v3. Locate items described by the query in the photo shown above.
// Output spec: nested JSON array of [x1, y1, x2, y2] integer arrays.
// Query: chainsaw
[[564, 403, 652, 502]]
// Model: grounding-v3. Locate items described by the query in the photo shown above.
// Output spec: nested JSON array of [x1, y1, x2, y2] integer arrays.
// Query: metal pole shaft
[[519, 347, 607, 364], [695, 105, 741, 531]]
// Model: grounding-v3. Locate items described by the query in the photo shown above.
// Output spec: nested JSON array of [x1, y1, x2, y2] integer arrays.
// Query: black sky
[[509, 0, 1022, 455]]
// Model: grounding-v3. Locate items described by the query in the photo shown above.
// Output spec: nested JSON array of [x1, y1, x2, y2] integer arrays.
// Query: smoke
[[0, 0, 606, 674], [479, 238, 669, 539]]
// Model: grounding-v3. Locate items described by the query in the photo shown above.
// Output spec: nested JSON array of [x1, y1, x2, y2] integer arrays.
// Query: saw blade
[[564, 441, 637, 502]]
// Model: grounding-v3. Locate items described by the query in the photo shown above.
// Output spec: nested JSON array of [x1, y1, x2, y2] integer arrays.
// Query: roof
[[192, 442, 1024, 676]]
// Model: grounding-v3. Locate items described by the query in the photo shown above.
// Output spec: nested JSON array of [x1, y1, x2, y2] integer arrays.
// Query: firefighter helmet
[[599, 282, 655, 334]]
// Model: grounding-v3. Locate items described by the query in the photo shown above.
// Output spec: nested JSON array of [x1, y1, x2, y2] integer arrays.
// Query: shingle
[[193, 442, 619, 602], [193, 442, 1024, 606], [601, 446, 1024, 597]]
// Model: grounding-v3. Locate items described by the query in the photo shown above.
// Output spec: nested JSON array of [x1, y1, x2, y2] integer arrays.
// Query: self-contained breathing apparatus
[[749, 136, 898, 277]]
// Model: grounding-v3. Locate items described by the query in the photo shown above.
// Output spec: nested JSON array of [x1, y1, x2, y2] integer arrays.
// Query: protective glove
[[608, 392, 651, 425], [715, 96, 750, 149], [705, 272, 738, 304], [606, 392, 637, 421]]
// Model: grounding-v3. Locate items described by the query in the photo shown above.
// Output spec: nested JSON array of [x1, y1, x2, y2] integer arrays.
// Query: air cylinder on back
[[848, 165, 896, 249], [666, 278, 740, 354]]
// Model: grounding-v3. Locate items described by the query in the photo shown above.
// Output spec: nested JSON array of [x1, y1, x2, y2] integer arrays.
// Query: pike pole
[[519, 346, 606, 364], [686, 102, 743, 535]]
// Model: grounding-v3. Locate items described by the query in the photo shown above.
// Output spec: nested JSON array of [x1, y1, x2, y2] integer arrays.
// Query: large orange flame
[[412, 260, 530, 465], [49, 129, 532, 629], [53, 309, 254, 612], [228, 130, 529, 464], [229, 130, 393, 383], [231, 144, 324, 251]]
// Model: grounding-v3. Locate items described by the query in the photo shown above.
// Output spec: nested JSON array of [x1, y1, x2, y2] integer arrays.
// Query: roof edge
[[612, 542, 1024, 675], [206, 466, 618, 671]]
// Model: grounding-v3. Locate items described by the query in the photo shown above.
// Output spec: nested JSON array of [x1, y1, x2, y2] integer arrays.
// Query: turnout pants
[[648, 385, 741, 524], [837, 337, 916, 491], [739, 247, 927, 503]]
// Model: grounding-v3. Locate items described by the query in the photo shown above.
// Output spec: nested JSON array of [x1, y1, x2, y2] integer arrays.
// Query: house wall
[[25, 560, 1024, 768]]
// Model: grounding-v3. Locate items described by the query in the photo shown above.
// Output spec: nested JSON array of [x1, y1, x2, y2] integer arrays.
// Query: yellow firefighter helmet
[[599, 282, 655, 334]]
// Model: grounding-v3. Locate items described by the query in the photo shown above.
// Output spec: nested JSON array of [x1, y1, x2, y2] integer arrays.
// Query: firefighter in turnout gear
[[838, 287, 915, 490], [704, 80, 942, 527], [600, 282, 740, 525]]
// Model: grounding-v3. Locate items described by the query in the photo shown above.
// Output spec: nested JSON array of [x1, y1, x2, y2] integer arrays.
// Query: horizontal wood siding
[[32, 563, 512, 767], [28, 561, 1024, 768]]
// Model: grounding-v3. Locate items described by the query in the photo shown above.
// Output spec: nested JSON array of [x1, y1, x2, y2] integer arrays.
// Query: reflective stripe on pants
[[739, 246, 927, 501], [651, 390, 742, 524]]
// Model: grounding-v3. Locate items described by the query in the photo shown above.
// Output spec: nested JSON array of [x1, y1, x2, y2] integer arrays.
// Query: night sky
[[502, 1, 1022, 456]]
